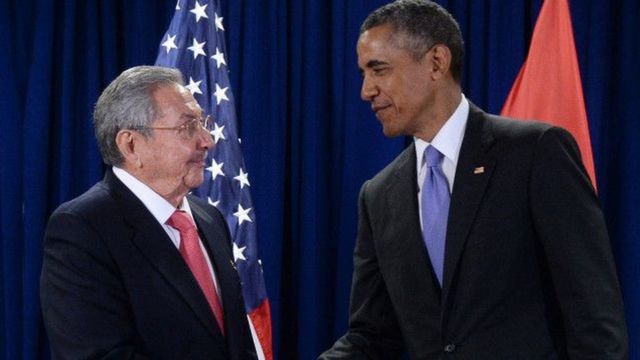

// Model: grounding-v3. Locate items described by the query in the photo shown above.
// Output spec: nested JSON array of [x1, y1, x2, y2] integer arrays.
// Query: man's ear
[[115, 130, 143, 168], [429, 44, 452, 80]]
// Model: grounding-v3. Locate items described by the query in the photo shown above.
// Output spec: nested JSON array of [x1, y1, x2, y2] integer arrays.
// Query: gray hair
[[93, 65, 184, 166], [361, 0, 464, 82]]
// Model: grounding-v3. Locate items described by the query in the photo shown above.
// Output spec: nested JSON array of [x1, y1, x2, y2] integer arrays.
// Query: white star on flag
[[161, 34, 178, 54], [185, 77, 203, 95], [187, 38, 206, 59], [206, 158, 225, 180], [211, 47, 227, 68], [210, 122, 226, 143], [207, 197, 220, 208], [175, 0, 180, 10], [233, 242, 247, 262], [234, 168, 251, 189], [214, 12, 224, 31], [189, 1, 209, 22], [213, 83, 229, 105], [233, 204, 253, 225]]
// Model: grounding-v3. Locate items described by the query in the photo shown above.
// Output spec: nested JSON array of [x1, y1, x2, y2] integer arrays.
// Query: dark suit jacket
[[320, 105, 628, 359], [40, 169, 257, 360]]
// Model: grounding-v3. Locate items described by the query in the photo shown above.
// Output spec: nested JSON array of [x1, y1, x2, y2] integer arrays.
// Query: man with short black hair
[[320, 1, 628, 358]]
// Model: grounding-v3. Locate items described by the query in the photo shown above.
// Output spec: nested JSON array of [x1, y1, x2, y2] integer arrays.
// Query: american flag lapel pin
[[473, 166, 485, 174]]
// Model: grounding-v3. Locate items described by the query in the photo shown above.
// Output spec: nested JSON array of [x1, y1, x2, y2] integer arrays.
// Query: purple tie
[[421, 146, 450, 286]]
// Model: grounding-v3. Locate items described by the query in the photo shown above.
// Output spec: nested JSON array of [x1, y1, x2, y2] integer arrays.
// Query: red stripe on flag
[[501, 0, 597, 189], [249, 300, 273, 360]]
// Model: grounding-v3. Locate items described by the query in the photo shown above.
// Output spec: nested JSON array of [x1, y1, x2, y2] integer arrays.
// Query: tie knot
[[424, 146, 444, 167], [166, 210, 196, 233]]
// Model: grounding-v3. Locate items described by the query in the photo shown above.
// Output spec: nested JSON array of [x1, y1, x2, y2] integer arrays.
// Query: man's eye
[[373, 67, 388, 75], [187, 122, 198, 134]]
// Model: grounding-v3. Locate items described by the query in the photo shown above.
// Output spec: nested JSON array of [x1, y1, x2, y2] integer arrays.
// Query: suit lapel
[[189, 197, 242, 318], [385, 144, 442, 296], [190, 197, 255, 357], [105, 170, 222, 339], [442, 105, 496, 305]]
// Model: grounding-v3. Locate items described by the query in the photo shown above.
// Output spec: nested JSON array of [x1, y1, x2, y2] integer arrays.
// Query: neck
[[414, 86, 462, 142], [160, 190, 186, 209], [120, 164, 187, 208]]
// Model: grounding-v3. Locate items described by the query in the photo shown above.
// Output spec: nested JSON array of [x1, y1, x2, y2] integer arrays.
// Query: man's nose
[[360, 76, 378, 101], [197, 127, 214, 149]]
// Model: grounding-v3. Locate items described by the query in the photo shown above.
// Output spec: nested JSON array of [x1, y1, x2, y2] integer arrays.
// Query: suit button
[[444, 343, 456, 353]]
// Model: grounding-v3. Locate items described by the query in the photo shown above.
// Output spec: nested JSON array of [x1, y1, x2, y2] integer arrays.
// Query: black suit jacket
[[40, 169, 257, 360], [320, 105, 628, 359]]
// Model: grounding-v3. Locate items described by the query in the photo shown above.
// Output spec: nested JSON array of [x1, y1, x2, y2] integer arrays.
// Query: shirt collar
[[112, 166, 191, 225], [414, 94, 469, 166]]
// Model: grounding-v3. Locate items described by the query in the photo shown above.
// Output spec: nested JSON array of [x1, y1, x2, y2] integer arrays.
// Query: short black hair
[[361, 0, 464, 82]]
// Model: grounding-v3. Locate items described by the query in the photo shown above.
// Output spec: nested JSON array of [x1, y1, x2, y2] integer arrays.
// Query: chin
[[382, 125, 402, 138], [184, 173, 205, 190], [379, 116, 403, 138]]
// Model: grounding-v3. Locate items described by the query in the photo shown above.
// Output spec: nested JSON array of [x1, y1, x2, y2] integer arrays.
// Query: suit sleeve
[[529, 127, 629, 358], [40, 210, 149, 360], [319, 181, 404, 359]]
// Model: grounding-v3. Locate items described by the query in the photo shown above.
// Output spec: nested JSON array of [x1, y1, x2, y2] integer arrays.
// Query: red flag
[[501, 0, 596, 188]]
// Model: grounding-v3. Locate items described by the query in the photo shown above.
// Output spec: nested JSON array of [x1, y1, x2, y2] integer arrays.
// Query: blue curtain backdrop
[[1, 0, 638, 359]]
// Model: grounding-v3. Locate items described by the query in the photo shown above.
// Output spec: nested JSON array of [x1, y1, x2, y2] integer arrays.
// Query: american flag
[[155, 1, 272, 358]]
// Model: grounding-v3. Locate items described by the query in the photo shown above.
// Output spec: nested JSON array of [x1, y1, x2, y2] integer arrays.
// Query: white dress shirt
[[112, 166, 222, 297], [415, 94, 469, 230]]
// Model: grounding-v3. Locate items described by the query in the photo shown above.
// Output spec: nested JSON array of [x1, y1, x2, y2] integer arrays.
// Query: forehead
[[152, 83, 202, 117], [357, 24, 411, 66]]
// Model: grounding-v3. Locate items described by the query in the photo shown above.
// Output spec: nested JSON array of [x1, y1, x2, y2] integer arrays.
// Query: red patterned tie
[[167, 210, 225, 335]]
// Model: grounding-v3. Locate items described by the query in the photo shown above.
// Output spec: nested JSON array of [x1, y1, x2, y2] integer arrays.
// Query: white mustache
[[191, 151, 208, 163]]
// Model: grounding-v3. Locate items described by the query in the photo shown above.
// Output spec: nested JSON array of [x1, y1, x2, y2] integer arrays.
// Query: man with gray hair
[[320, 1, 627, 358], [40, 66, 257, 359]]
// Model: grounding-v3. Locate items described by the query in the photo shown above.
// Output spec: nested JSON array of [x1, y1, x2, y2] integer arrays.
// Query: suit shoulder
[[478, 113, 578, 155], [485, 113, 553, 139], [46, 180, 132, 249], [44, 180, 125, 266], [52, 181, 116, 219], [364, 144, 414, 195]]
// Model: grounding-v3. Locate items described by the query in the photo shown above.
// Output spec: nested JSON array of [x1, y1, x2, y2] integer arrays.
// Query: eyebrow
[[366, 60, 389, 68], [180, 112, 202, 120]]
